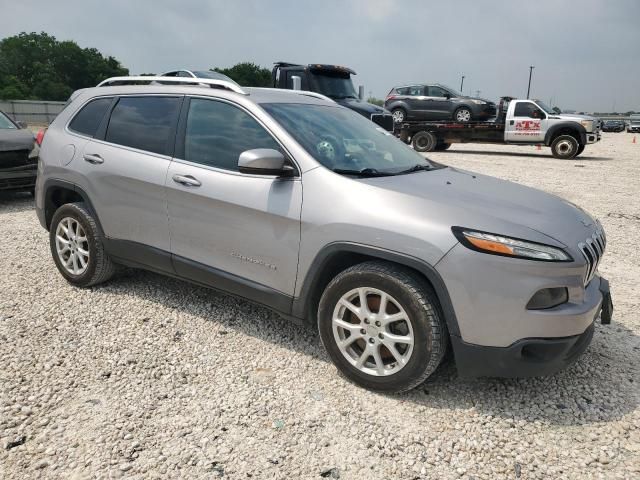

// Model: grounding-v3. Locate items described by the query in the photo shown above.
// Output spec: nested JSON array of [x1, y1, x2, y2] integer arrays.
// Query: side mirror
[[238, 149, 294, 176], [16, 120, 28, 129]]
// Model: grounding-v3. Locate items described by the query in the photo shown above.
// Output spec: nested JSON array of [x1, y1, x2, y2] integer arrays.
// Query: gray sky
[[2, 0, 638, 112]]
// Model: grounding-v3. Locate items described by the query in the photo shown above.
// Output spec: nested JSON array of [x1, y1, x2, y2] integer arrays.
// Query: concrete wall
[[0, 100, 66, 125]]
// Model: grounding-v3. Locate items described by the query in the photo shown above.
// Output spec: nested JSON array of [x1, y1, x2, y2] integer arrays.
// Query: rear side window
[[105, 96, 181, 155], [183, 98, 280, 171], [68, 97, 112, 137]]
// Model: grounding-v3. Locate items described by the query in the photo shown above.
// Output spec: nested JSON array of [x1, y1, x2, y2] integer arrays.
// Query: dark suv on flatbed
[[385, 84, 496, 123]]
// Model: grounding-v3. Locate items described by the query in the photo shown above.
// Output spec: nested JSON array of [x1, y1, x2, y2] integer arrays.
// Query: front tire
[[318, 261, 448, 393], [49, 202, 116, 288], [575, 144, 585, 157], [412, 131, 437, 152], [551, 134, 579, 159], [453, 107, 472, 123]]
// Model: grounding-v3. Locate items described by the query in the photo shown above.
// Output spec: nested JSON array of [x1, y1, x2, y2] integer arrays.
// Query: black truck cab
[[272, 62, 394, 131]]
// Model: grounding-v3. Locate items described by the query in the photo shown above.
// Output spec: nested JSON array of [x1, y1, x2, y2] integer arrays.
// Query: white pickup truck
[[398, 97, 601, 159]]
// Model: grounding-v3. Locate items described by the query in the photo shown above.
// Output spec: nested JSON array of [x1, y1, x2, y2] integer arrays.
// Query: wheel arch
[[43, 179, 104, 235], [544, 122, 586, 146], [293, 242, 460, 337]]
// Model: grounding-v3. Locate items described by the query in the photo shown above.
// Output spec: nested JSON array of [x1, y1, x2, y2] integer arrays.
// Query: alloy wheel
[[55, 217, 89, 275], [332, 287, 414, 376]]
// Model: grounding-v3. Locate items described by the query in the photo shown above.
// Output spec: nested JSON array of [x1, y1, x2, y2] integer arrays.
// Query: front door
[[505, 101, 547, 143], [166, 97, 302, 304], [426, 85, 453, 120]]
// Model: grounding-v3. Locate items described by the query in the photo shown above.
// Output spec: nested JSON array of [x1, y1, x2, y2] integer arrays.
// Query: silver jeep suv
[[35, 76, 613, 392]]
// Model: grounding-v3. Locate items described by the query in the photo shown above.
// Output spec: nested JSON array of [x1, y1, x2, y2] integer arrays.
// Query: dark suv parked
[[384, 84, 496, 123]]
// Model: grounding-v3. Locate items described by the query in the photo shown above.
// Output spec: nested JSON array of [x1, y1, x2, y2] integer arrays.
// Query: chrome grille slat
[[579, 228, 606, 286]]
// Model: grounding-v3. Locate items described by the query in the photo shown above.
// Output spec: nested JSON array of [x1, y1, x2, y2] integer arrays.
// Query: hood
[[334, 98, 389, 117], [553, 113, 597, 122], [0, 128, 35, 152], [361, 167, 597, 249]]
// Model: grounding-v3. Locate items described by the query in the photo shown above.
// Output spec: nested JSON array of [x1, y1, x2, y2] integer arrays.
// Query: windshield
[[534, 100, 556, 114], [192, 71, 240, 85], [0, 112, 17, 129], [308, 72, 358, 99], [262, 103, 440, 175]]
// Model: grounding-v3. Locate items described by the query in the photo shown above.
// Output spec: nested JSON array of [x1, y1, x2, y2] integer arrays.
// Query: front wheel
[[318, 261, 448, 393], [575, 144, 585, 157], [551, 135, 579, 159], [453, 107, 472, 123]]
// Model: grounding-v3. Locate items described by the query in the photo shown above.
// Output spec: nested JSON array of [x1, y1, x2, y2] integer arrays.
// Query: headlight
[[581, 120, 594, 131], [470, 99, 486, 105], [452, 227, 572, 261]]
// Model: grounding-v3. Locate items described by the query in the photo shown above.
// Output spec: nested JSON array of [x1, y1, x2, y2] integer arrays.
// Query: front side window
[[183, 98, 280, 171], [514, 102, 543, 118], [105, 96, 181, 155], [68, 97, 112, 137], [0, 111, 16, 129], [428, 86, 449, 97], [263, 103, 440, 175]]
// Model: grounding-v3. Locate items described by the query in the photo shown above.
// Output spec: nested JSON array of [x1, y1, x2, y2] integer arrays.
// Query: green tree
[[0, 31, 128, 100], [213, 62, 271, 87], [367, 97, 384, 107]]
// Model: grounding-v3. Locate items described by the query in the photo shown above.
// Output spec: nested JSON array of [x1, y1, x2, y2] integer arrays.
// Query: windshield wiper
[[330, 94, 358, 100], [332, 167, 394, 177], [396, 164, 435, 175]]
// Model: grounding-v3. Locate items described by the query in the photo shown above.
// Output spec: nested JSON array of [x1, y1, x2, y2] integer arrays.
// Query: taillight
[[36, 129, 46, 146], [385, 95, 396, 102]]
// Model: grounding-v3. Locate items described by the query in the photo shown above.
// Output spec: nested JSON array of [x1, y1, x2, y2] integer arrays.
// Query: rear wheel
[[454, 107, 472, 123], [49, 202, 116, 288], [551, 135, 579, 159], [391, 108, 406, 124], [412, 131, 437, 152], [318, 261, 448, 393]]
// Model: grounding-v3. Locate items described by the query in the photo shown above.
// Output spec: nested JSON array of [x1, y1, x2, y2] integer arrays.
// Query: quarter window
[[105, 96, 181, 155], [68, 97, 112, 137], [184, 98, 280, 171]]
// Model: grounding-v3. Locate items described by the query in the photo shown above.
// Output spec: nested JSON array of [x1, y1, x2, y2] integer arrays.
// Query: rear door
[[75, 95, 182, 260], [166, 97, 302, 302], [504, 101, 547, 143], [404, 85, 430, 119]]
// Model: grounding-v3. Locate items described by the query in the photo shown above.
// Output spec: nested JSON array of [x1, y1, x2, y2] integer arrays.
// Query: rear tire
[[49, 202, 116, 288], [551, 135, 579, 159], [412, 131, 437, 152], [391, 108, 406, 124], [318, 261, 448, 393]]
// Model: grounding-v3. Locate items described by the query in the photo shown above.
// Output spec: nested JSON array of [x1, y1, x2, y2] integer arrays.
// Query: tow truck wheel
[[575, 144, 585, 157], [412, 131, 437, 152], [551, 135, 579, 159], [391, 108, 406, 124], [454, 107, 472, 123]]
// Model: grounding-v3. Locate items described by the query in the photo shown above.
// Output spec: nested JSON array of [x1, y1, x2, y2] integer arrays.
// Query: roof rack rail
[[96, 76, 247, 95], [253, 87, 334, 103]]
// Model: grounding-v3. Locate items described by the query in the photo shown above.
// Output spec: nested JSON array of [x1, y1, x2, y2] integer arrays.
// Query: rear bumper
[[0, 163, 37, 191], [452, 277, 611, 378]]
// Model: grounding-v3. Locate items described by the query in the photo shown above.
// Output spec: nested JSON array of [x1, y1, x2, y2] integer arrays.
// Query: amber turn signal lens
[[465, 236, 514, 255]]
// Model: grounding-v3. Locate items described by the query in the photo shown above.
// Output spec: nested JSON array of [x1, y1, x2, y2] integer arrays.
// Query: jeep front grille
[[578, 228, 606, 286]]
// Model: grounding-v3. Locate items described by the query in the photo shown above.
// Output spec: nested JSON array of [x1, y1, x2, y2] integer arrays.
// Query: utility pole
[[475, 90, 481, 98], [526, 66, 534, 99], [460, 75, 465, 93]]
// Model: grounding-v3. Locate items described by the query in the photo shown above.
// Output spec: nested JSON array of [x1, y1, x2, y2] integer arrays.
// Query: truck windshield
[[262, 103, 441, 175], [308, 71, 358, 100], [0, 112, 16, 129]]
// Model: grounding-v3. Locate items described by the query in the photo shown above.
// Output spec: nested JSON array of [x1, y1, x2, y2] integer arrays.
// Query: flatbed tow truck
[[397, 97, 601, 159]]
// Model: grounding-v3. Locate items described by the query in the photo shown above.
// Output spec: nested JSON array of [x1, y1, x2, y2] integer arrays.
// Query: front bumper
[[452, 277, 611, 377], [585, 131, 601, 144], [0, 163, 37, 191], [628, 126, 640, 132]]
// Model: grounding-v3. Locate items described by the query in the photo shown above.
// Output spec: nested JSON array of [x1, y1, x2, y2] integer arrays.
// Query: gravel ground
[[1, 133, 639, 479]]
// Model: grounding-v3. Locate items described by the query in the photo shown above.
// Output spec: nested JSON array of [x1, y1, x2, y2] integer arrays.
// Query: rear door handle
[[172, 174, 201, 187], [83, 153, 104, 164]]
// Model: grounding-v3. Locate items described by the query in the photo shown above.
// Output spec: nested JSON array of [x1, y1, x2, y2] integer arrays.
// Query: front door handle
[[83, 153, 104, 164], [172, 174, 201, 187], [510, 120, 515, 125]]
